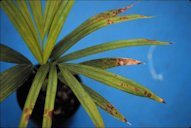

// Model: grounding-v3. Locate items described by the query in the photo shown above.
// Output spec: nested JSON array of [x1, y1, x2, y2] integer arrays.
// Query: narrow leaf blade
[[15, 0, 41, 51], [0, 64, 33, 102], [43, 0, 61, 40], [19, 64, 49, 128], [43, 0, 74, 64], [0, 44, 31, 64], [82, 84, 129, 124], [63, 63, 165, 103], [58, 74, 129, 124], [57, 39, 171, 63], [43, 64, 57, 128], [59, 65, 104, 127], [28, 0, 43, 40], [51, 3, 138, 60], [80, 58, 143, 69], [1, 1, 43, 64]]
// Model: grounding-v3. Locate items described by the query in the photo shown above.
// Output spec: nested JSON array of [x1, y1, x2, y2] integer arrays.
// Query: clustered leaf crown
[[0, 1, 170, 127]]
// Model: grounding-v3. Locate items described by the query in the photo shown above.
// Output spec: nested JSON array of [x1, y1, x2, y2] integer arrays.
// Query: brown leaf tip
[[123, 118, 127, 123], [162, 99, 166, 104], [123, 118, 132, 126], [169, 42, 175, 45]]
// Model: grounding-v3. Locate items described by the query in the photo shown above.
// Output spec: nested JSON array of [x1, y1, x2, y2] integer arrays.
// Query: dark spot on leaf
[[48, 110, 53, 119], [25, 114, 30, 121], [123, 118, 127, 123], [147, 93, 152, 97], [107, 19, 114, 24], [120, 16, 129, 20], [134, 87, 140, 92], [24, 108, 29, 113], [107, 104, 114, 109], [144, 91, 147, 95]]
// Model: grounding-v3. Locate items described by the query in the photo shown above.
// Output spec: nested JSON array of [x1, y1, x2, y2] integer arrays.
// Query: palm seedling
[[0, 0, 171, 127]]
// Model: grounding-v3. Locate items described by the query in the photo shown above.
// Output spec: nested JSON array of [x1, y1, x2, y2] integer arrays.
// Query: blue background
[[1, 1, 191, 127]]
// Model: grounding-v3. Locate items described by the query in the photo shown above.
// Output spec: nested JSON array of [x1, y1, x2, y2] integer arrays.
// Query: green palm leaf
[[51, 14, 151, 60], [50, 3, 138, 60], [0, 1, 43, 64], [15, 0, 41, 52], [63, 63, 165, 103], [80, 58, 142, 69], [43, 0, 62, 42], [0, 64, 33, 102], [19, 64, 49, 128], [0, 44, 31, 64], [43, 0, 75, 64], [82, 84, 129, 124], [43, 64, 57, 128], [28, 0, 44, 40], [58, 74, 129, 124], [59, 65, 104, 127], [57, 39, 171, 63]]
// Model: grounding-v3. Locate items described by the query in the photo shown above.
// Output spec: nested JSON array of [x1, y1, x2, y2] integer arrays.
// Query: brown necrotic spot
[[144, 91, 147, 95], [107, 19, 114, 24], [106, 104, 114, 109], [123, 118, 127, 123], [48, 110, 53, 119], [134, 87, 140, 92], [121, 83, 129, 87], [25, 114, 30, 121], [24, 108, 30, 113], [147, 93, 152, 97], [120, 16, 129, 20]]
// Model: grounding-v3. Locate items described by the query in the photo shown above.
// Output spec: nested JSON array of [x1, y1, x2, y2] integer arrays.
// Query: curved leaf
[[63, 63, 165, 103], [57, 39, 171, 63], [80, 58, 143, 69], [51, 14, 151, 60], [43, 0, 75, 64], [43, 64, 57, 128], [82, 84, 129, 124], [0, 44, 31, 64], [57, 73, 129, 125], [0, 1, 43, 64], [59, 65, 104, 127], [19, 64, 49, 128], [0, 64, 33, 102]]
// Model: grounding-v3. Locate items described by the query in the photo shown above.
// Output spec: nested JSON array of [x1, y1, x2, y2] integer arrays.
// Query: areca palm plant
[[0, 0, 171, 127]]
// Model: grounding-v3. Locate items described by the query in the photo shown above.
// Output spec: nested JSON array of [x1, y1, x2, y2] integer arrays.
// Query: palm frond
[[0, 44, 31, 64], [0, 64, 33, 102], [59, 65, 104, 127], [43, 0, 62, 41], [43, 64, 57, 128], [51, 3, 138, 60], [80, 58, 142, 69], [43, 0, 75, 64], [15, 0, 41, 52], [0, 1, 43, 64], [82, 84, 129, 124], [63, 63, 165, 103], [56, 39, 171, 63], [19, 64, 49, 128], [28, 0, 44, 40], [51, 14, 151, 60]]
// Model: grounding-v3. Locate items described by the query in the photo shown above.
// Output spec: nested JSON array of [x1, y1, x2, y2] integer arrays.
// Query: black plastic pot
[[16, 66, 80, 127]]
